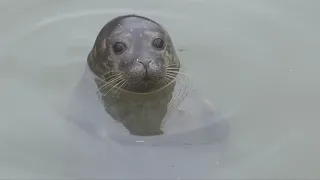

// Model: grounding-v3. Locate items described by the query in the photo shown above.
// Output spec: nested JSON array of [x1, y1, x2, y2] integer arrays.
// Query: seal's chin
[[135, 79, 161, 92]]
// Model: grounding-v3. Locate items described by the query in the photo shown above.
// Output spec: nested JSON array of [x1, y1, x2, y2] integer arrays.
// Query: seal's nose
[[138, 59, 151, 68], [137, 59, 152, 79]]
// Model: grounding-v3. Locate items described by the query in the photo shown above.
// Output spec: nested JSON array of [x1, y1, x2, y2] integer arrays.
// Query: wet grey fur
[[87, 14, 181, 136]]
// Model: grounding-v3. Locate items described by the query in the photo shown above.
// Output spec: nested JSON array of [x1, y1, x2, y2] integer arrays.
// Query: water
[[1, 0, 320, 178]]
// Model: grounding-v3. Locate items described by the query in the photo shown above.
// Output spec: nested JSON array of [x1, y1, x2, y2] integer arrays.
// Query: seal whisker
[[166, 70, 190, 77], [99, 76, 123, 89], [104, 74, 124, 82], [167, 71, 191, 86], [164, 74, 177, 81], [160, 76, 174, 87], [97, 76, 124, 93], [166, 67, 180, 69], [163, 77, 171, 85], [165, 63, 179, 67], [102, 78, 126, 96], [101, 73, 124, 82], [121, 80, 129, 90], [166, 68, 180, 70], [113, 79, 128, 96], [165, 73, 181, 82], [164, 66, 179, 68], [96, 73, 123, 88]]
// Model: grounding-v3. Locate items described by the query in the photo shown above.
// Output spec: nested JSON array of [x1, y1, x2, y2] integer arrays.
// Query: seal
[[87, 14, 183, 136]]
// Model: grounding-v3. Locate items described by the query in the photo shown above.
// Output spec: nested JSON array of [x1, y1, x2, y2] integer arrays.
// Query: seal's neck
[[96, 78, 176, 136]]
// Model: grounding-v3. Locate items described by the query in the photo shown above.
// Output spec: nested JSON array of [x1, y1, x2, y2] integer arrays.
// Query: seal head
[[88, 14, 180, 93], [88, 14, 181, 136]]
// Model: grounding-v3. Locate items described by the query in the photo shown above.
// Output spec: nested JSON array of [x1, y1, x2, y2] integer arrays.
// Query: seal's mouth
[[142, 75, 151, 81], [128, 75, 160, 93], [139, 77, 157, 87]]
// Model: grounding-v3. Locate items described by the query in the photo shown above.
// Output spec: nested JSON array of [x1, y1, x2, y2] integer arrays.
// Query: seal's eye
[[113, 42, 126, 54], [152, 38, 165, 50]]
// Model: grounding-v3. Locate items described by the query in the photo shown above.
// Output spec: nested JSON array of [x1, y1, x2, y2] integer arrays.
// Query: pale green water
[[1, 0, 320, 179]]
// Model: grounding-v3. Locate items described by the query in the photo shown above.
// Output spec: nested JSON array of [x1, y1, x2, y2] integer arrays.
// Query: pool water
[[1, 0, 320, 179]]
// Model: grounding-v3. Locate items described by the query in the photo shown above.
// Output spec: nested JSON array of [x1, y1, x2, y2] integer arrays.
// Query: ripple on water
[[6, 9, 191, 69], [3, 1, 317, 178], [1, 8, 192, 95]]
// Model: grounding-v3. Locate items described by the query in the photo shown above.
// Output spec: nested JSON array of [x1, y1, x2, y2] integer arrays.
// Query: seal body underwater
[[87, 14, 184, 136]]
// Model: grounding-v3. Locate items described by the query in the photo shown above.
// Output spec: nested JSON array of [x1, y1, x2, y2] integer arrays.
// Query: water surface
[[1, 0, 320, 179]]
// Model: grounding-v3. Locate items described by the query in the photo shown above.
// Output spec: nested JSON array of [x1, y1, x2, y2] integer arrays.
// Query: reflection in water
[[1, 0, 320, 179], [67, 62, 229, 148]]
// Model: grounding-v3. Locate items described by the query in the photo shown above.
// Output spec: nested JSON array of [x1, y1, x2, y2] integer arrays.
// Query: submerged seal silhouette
[[87, 14, 185, 136]]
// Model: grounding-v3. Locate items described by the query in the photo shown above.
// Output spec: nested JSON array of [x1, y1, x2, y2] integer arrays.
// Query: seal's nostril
[[138, 60, 152, 68]]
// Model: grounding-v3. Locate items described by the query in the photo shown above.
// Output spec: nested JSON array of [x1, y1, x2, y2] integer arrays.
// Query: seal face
[[87, 14, 181, 136]]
